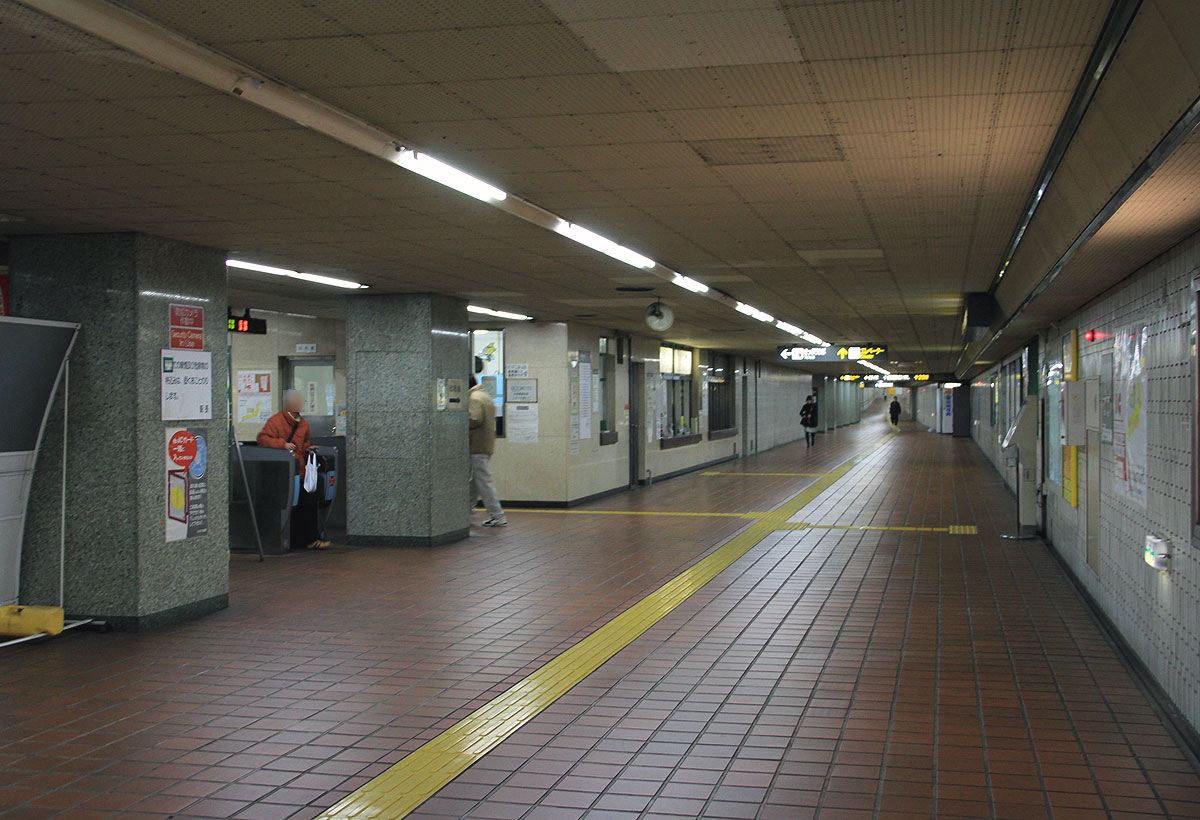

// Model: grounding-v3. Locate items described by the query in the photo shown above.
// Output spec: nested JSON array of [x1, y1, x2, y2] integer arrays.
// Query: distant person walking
[[257, 388, 328, 550], [469, 375, 507, 527], [889, 397, 902, 428], [800, 394, 818, 447]]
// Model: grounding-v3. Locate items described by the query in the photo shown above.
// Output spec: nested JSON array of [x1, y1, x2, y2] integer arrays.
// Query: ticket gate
[[229, 444, 340, 555]]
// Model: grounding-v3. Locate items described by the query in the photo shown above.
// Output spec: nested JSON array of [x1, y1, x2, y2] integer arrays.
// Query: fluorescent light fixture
[[735, 302, 774, 323], [290, 271, 368, 289], [671, 273, 709, 294], [395, 148, 507, 202], [861, 360, 890, 376], [554, 221, 655, 269], [942, 382, 963, 389], [775, 320, 802, 336], [226, 259, 367, 289], [467, 304, 532, 321], [226, 259, 293, 276]]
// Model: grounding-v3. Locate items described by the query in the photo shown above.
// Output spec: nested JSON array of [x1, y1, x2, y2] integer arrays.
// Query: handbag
[[303, 452, 318, 493]]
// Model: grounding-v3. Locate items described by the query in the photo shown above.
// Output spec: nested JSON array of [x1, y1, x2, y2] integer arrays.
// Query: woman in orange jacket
[[257, 389, 328, 550]]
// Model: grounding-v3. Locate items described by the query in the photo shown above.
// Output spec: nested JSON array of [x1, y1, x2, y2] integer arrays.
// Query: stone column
[[10, 233, 229, 630], [345, 294, 470, 546]]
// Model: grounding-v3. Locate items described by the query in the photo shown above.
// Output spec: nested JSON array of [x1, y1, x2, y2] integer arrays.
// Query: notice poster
[[161, 349, 212, 420], [579, 358, 593, 440], [1045, 378, 1062, 485], [236, 370, 271, 394], [165, 427, 209, 541], [237, 394, 272, 425], [507, 403, 539, 443], [1113, 323, 1148, 506]]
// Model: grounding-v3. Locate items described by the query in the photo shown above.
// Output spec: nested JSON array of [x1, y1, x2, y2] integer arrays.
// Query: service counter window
[[472, 329, 505, 437], [708, 353, 735, 435], [659, 345, 700, 447]]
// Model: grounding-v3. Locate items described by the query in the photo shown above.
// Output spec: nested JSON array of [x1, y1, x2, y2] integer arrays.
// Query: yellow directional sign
[[779, 344, 888, 363]]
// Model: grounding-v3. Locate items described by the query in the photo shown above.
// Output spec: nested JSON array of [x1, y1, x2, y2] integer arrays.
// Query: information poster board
[[161, 349, 212, 420], [165, 427, 209, 541], [1113, 323, 1148, 506], [1061, 330, 1079, 507]]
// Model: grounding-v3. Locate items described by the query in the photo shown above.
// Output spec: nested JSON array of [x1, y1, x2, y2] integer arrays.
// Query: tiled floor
[[3, 415, 1199, 820]]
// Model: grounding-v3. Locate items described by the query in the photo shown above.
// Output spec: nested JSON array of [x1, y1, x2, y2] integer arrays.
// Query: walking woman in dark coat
[[800, 395, 818, 447]]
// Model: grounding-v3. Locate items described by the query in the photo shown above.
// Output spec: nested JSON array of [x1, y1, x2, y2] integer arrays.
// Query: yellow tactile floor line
[[315, 434, 904, 820], [700, 471, 833, 477]]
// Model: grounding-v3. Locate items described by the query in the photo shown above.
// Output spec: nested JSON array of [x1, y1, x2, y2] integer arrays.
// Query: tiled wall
[[972, 229, 1200, 735], [492, 321, 819, 504], [228, 310, 346, 441]]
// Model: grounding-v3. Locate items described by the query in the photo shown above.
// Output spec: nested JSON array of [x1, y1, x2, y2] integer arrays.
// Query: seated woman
[[257, 389, 329, 550]]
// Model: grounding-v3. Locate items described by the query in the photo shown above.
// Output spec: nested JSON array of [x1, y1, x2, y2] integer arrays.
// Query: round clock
[[645, 301, 674, 332]]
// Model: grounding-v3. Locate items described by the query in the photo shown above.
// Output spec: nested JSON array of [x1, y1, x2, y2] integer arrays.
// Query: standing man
[[889, 396, 903, 428], [469, 375, 507, 527], [800, 394, 818, 448]]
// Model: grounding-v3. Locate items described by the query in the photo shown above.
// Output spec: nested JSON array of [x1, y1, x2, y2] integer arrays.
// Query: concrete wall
[[971, 228, 1200, 736], [915, 385, 939, 430], [12, 233, 229, 628]]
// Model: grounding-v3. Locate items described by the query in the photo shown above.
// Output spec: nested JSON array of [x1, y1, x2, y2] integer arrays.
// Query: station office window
[[708, 353, 735, 433], [598, 337, 618, 444], [659, 345, 695, 439]]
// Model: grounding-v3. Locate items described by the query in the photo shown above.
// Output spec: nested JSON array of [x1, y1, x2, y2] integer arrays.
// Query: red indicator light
[[1084, 330, 1095, 342]]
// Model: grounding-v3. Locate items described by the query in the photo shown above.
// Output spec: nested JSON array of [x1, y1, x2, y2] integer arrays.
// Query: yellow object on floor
[[0, 605, 65, 637]]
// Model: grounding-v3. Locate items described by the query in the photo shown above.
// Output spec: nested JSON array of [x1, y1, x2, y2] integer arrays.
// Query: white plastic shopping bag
[[303, 452, 318, 493]]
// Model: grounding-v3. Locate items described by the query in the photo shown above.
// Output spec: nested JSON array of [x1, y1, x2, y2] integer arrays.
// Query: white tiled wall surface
[[973, 229, 1200, 734], [915, 385, 940, 430]]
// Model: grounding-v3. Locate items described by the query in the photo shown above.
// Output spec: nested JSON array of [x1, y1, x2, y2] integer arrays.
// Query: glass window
[[708, 353, 734, 431], [599, 345, 616, 434], [472, 329, 504, 436], [658, 345, 696, 438]]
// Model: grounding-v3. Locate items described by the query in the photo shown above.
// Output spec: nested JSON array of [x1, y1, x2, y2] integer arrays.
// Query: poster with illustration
[[1112, 323, 1147, 506], [165, 427, 209, 541]]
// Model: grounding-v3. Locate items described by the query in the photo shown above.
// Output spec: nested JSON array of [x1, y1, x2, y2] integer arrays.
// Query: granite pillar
[[10, 233, 229, 630], [345, 294, 470, 546]]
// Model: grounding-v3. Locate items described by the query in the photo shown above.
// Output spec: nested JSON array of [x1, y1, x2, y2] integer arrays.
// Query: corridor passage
[[3, 414, 1198, 820]]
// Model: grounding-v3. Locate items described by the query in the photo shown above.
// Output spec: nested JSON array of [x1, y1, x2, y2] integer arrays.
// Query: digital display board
[[228, 315, 267, 334]]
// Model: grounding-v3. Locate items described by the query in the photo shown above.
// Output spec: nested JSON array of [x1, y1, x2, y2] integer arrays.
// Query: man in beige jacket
[[468, 375, 506, 527]]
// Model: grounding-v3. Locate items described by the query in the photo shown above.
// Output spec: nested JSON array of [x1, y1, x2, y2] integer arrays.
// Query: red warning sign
[[169, 304, 204, 349], [168, 430, 197, 467]]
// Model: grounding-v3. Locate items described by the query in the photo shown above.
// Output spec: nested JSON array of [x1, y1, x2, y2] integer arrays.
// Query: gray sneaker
[[482, 516, 507, 527]]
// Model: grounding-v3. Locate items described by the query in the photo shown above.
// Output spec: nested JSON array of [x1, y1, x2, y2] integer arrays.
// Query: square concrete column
[[345, 294, 470, 546], [10, 233, 230, 630]]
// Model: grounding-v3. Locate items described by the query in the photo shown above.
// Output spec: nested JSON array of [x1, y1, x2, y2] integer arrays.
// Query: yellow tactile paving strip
[[315, 432, 951, 820], [700, 470, 833, 477]]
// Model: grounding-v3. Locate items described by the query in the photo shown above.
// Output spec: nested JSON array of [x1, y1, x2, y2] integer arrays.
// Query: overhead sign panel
[[778, 344, 888, 363]]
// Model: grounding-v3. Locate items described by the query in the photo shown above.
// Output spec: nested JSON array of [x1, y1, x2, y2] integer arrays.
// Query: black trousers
[[291, 487, 321, 548]]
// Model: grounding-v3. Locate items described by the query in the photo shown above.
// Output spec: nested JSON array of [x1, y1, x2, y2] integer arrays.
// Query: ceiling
[[0, 0, 1184, 373]]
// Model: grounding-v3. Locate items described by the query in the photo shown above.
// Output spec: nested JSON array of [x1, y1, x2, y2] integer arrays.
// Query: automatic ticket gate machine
[[229, 444, 340, 555]]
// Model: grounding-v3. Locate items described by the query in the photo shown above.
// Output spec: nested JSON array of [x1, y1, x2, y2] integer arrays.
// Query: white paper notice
[[505, 363, 529, 378], [579, 361, 592, 440], [237, 394, 273, 425], [161, 349, 212, 420], [507, 403, 539, 443]]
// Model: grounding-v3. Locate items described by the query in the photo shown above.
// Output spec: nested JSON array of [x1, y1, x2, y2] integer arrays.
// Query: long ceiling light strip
[[467, 304, 533, 321], [861, 360, 891, 376], [20, 0, 825, 345], [226, 259, 367, 289]]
